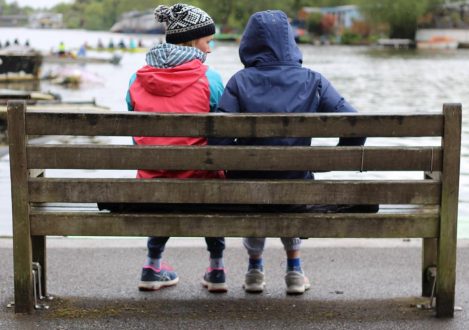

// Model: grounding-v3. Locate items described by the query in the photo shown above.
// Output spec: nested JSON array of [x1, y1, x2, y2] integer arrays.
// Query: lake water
[[0, 27, 468, 237]]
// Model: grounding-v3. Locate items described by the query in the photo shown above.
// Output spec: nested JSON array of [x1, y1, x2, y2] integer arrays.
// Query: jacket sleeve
[[208, 76, 240, 146], [217, 76, 241, 114], [317, 74, 366, 147], [205, 67, 224, 112], [126, 73, 137, 112], [126, 73, 137, 144]]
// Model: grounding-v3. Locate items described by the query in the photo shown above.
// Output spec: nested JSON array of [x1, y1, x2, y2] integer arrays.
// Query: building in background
[[299, 5, 362, 32], [0, 14, 28, 27], [29, 12, 63, 29]]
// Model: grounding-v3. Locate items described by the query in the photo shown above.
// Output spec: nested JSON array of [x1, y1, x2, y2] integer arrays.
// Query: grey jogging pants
[[243, 237, 302, 256]]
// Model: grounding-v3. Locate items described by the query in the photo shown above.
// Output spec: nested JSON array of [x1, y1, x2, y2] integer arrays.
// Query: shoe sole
[[202, 280, 228, 293], [243, 282, 266, 293], [138, 278, 179, 291], [286, 283, 311, 295]]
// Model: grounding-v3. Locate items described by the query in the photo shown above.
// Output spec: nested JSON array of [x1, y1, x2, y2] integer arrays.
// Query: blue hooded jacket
[[213, 10, 365, 180]]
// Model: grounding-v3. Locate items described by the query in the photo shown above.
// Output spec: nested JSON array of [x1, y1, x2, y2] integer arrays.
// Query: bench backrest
[[7, 101, 461, 239]]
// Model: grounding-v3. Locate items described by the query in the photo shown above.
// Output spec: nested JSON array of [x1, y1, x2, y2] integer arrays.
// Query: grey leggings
[[243, 237, 301, 257]]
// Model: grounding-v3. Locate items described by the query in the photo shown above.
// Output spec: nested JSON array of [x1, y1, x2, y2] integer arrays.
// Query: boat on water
[[42, 67, 105, 87], [0, 46, 43, 82], [417, 35, 459, 50], [43, 53, 122, 65], [86, 46, 147, 53]]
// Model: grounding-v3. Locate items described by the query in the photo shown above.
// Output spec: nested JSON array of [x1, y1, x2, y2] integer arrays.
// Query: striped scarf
[[145, 43, 207, 69]]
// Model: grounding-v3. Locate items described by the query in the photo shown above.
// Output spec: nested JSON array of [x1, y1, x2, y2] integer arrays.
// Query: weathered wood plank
[[25, 110, 444, 137], [29, 211, 439, 238], [28, 178, 441, 205], [27, 145, 443, 172], [436, 103, 462, 317], [7, 101, 33, 313]]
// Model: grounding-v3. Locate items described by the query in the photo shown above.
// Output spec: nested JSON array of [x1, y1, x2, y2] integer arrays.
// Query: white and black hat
[[154, 3, 216, 44]]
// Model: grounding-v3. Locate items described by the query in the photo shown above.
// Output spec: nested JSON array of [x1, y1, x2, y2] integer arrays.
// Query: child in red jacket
[[125, 4, 226, 293]]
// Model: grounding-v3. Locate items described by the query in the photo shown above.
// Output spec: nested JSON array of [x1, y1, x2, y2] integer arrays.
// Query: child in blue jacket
[[212, 10, 366, 294]]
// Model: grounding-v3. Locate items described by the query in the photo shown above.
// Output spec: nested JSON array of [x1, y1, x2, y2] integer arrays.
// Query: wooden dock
[[377, 38, 413, 49]]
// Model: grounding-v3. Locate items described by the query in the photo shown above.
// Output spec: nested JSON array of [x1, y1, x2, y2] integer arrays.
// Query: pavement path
[[0, 238, 468, 329]]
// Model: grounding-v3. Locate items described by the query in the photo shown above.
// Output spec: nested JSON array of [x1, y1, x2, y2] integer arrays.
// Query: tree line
[[49, 0, 356, 31], [1, 0, 453, 40]]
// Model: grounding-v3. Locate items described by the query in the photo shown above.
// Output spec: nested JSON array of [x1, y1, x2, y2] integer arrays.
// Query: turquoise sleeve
[[126, 73, 137, 111], [205, 67, 224, 112]]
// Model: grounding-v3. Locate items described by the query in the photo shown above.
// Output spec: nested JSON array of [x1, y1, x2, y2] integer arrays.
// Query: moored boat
[[0, 46, 43, 81], [417, 36, 459, 49], [85, 46, 147, 53], [43, 53, 122, 65]]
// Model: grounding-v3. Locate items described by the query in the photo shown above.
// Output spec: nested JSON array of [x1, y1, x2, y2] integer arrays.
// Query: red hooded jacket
[[128, 59, 224, 179]]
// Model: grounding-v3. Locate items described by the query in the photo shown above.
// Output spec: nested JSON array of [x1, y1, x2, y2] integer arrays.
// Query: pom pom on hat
[[154, 5, 173, 23]]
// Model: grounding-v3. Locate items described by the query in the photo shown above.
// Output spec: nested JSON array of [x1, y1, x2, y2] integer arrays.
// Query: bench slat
[[28, 178, 441, 204], [27, 145, 443, 172], [29, 211, 439, 238], [30, 203, 438, 213], [25, 110, 444, 137]]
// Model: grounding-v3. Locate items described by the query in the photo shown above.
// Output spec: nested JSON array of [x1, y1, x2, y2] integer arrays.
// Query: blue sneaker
[[202, 268, 228, 293], [138, 264, 179, 291]]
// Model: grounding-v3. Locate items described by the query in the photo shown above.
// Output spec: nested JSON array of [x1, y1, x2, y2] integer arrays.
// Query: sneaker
[[138, 264, 179, 291], [243, 268, 266, 293], [285, 271, 311, 294], [202, 268, 228, 293]]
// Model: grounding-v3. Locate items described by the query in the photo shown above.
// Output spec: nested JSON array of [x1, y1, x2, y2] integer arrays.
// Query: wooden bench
[[7, 101, 461, 317]]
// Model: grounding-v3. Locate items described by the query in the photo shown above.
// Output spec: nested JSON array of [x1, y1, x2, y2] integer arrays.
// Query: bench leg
[[435, 234, 457, 317], [13, 234, 33, 313], [32, 236, 47, 296], [435, 104, 461, 317], [422, 238, 437, 297]]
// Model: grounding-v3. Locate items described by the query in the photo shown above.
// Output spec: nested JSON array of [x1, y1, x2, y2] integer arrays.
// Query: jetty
[[377, 38, 413, 49], [0, 46, 43, 82]]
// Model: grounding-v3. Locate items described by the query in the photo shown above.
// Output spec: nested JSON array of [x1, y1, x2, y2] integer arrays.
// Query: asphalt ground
[[0, 238, 468, 329]]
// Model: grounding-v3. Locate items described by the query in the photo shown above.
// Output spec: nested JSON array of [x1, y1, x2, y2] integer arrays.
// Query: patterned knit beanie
[[154, 3, 216, 44]]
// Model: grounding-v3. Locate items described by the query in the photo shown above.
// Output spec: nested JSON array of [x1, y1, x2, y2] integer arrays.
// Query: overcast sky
[[6, 0, 72, 9]]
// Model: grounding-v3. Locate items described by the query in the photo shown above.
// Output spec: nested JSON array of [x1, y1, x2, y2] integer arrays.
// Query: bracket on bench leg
[[7, 262, 53, 310], [417, 266, 437, 310], [32, 262, 53, 310], [416, 266, 462, 313]]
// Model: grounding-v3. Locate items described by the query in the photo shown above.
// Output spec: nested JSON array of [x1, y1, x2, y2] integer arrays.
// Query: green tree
[[50, 0, 359, 31], [83, 2, 105, 30]]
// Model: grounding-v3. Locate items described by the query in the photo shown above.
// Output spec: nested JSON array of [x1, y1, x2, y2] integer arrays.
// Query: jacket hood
[[239, 10, 302, 67], [136, 60, 207, 97]]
